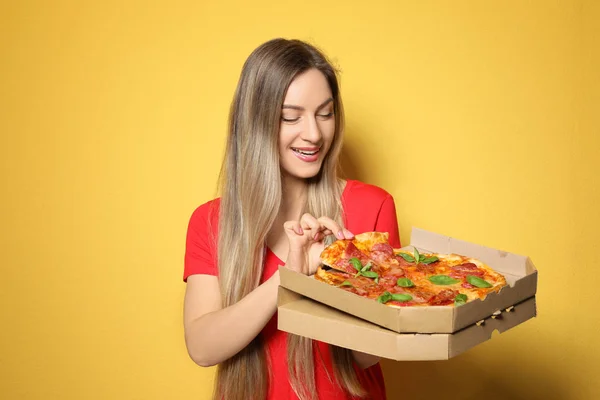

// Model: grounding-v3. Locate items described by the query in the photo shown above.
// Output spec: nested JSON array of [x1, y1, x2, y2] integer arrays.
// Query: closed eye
[[281, 116, 300, 123], [317, 112, 334, 119]]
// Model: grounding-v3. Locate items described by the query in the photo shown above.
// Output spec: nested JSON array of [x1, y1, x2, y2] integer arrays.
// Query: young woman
[[183, 38, 401, 400]]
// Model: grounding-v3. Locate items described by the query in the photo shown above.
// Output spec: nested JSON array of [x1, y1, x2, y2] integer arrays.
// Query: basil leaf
[[421, 256, 439, 265], [361, 271, 379, 279], [396, 277, 414, 287], [398, 253, 416, 263], [454, 293, 468, 306], [413, 248, 420, 263], [375, 276, 380, 284], [349, 257, 362, 272], [340, 280, 353, 287], [391, 293, 413, 302], [428, 275, 460, 285], [377, 291, 392, 303], [467, 275, 492, 288], [361, 262, 373, 272]]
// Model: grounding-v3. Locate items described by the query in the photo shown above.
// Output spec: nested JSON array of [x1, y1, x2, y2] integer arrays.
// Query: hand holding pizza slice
[[283, 213, 354, 276]]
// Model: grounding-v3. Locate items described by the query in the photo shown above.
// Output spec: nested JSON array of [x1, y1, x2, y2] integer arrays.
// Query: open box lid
[[279, 227, 538, 333], [277, 287, 537, 361], [410, 228, 537, 278]]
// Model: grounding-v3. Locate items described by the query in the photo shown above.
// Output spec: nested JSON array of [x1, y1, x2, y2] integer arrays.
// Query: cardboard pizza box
[[278, 227, 538, 334], [277, 286, 537, 361]]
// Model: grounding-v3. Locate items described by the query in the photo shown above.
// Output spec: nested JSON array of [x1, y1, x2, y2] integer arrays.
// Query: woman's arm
[[183, 271, 280, 367], [183, 213, 345, 368]]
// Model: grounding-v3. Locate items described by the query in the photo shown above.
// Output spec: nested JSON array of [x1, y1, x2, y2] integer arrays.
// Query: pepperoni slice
[[450, 270, 484, 279], [378, 269, 407, 289], [346, 242, 373, 266], [371, 243, 394, 256], [334, 242, 372, 272], [428, 289, 459, 306], [377, 276, 398, 289], [333, 259, 356, 274], [416, 263, 436, 274], [353, 286, 368, 296], [406, 289, 436, 304], [395, 256, 413, 267], [372, 243, 394, 254], [369, 243, 395, 266], [374, 276, 390, 287], [450, 263, 485, 279], [371, 253, 391, 265], [386, 265, 406, 277], [344, 242, 369, 260], [453, 262, 478, 271]]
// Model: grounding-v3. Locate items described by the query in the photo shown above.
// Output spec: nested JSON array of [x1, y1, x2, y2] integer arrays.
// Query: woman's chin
[[281, 168, 323, 181]]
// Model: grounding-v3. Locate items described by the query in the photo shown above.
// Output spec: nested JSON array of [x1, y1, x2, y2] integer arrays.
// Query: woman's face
[[278, 68, 335, 181]]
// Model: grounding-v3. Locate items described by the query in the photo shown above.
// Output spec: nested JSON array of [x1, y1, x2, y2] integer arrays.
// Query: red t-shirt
[[184, 180, 401, 399]]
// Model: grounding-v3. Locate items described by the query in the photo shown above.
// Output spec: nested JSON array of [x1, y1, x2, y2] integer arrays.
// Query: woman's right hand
[[283, 213, 353, 275]]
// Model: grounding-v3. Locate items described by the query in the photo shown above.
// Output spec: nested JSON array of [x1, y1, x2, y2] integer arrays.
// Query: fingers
[[299, 214, 354, 240], [316, 216, 343, 240], [283, 220, 304, 236], [285, 213, 354, 241], [316, 216, 354, 240], [299, 213, 320, 234]]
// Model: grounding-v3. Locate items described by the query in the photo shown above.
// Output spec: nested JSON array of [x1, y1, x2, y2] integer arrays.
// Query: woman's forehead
[[283, 69, 332, 108]]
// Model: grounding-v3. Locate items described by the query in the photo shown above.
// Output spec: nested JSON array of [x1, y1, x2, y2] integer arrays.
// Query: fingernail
[[336, 231, 344, 239], [344, 229, 354, 238], [314, 233, 321, 240]]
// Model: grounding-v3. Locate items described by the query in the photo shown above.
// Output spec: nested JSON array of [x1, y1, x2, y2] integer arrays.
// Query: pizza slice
[[320, 238, 373, 274], [315, 266, 387, 299], [320, 232, 401, 275]]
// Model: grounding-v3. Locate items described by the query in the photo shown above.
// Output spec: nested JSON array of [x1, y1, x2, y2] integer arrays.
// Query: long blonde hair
[[215, 38, 366, 400]]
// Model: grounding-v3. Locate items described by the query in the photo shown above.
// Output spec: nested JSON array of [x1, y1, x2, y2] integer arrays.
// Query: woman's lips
[[291, 147, 320, 162]]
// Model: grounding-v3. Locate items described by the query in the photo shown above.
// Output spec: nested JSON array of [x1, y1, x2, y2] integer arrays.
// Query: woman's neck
[[265, 174, 308, 256], [280, 174, 308, 220]]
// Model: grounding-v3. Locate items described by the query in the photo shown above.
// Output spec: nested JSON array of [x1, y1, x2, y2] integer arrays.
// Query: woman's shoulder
[[343, 179, 393, 203], [341, 180, 399, 234], [188, 198, 221, 228]]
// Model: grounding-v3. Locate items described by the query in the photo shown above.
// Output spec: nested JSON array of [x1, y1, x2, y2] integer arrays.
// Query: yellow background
[[2, 1, 598, 399]]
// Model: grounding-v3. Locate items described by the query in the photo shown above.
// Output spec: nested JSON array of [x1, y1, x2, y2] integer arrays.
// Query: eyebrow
[[282, 97, 334, 111]]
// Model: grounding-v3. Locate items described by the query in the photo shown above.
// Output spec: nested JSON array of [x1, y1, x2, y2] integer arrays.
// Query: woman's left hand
[[283, 213, 354, 275]]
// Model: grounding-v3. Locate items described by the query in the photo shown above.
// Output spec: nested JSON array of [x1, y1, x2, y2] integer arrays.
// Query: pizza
[[316, 232, 507, 307]]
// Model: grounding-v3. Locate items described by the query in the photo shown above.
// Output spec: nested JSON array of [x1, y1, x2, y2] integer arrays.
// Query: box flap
[[449, 296, 537, 357], [452, 271, 538, 329], [278, 283, 304, 306], [410, 227, 537, 276]]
